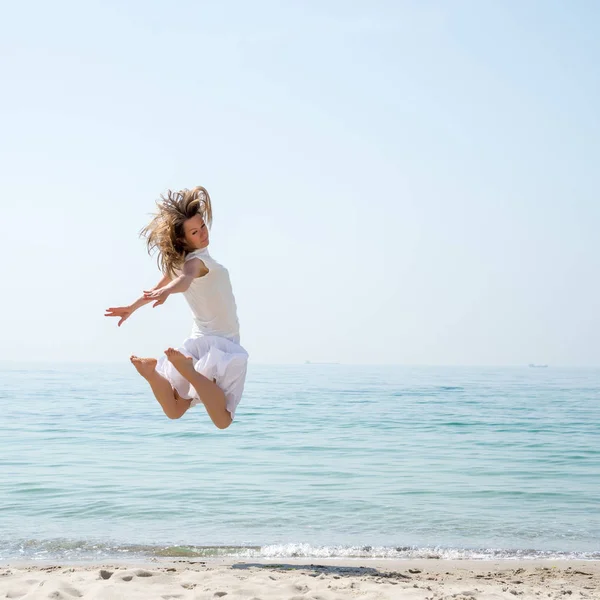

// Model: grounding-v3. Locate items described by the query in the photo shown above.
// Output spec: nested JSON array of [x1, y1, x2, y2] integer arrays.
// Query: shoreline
[[2, 557, 600, 568]]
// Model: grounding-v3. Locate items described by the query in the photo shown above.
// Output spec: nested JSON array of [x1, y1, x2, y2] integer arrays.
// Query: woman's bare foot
[[164, 348, 196, 379], [130, 355, 158, 379]]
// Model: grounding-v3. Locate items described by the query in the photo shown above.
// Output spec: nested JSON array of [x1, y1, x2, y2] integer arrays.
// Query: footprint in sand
[[181, 582, 197, 589], [47, 589, 83, 600], [116, 569, 156, 582], [135, 569, 155, 577]]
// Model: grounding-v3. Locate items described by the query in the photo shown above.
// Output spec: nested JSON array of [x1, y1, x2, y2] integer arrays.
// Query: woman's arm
[[143, 258, 207, 306], [104, 295, 152, 326], [105, 273, 174, 326]]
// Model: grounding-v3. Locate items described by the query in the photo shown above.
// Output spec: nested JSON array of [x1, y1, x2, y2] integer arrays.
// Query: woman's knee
[[166, 411, 184, 420], [214, 412, 233, 429], [164, 403, 189, 420]]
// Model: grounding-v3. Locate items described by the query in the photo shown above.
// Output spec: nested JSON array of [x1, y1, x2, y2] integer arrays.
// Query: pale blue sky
[[1, 1, 598, 365]]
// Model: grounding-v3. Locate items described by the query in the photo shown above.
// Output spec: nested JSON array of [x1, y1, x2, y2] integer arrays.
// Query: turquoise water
[[1, 363, 599, 562]]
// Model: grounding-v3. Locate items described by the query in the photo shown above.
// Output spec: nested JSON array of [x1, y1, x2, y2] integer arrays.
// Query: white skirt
[[156, 335, 249, 420]]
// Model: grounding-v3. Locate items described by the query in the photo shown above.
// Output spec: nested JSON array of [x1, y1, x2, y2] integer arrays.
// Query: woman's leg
[[130, 356, 191, 419], [164, 348, 232, 429]]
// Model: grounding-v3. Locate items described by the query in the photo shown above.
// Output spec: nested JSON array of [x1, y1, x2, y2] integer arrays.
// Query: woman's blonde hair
[[141, 186, 213, 276]]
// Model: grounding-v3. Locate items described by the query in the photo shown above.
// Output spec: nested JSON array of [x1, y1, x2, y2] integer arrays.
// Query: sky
[[0, 0, 599, 366]]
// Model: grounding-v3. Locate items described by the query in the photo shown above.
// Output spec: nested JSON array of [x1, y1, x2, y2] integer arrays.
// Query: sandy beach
[[1, 559, 598, 599]]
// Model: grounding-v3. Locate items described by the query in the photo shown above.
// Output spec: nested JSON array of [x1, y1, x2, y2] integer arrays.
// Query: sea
[[1, 363, 599, 563]]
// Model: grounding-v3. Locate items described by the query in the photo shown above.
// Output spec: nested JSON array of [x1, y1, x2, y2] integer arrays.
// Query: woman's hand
[[143, 287, 170, 307], [104, 305, 134, 327]]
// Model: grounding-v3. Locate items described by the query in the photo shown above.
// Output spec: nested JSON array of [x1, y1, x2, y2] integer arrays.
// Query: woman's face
[[183, 214, 209, 250]]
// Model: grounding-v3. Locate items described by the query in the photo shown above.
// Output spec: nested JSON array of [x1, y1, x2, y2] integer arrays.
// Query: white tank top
[[182, 248, 241, 342]]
